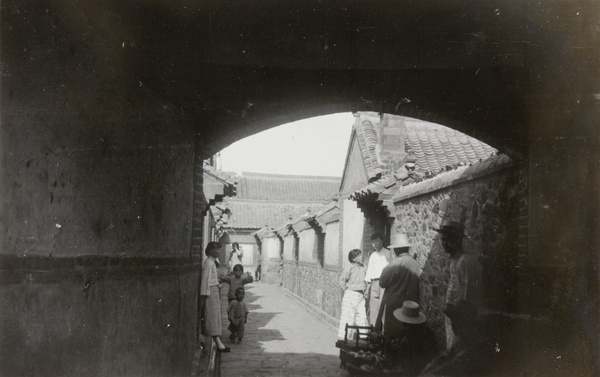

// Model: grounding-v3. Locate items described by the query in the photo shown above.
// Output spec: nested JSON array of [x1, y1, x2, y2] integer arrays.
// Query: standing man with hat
[[435, 220, 482, 351], [421, 220, 485, 376], [375, 233, 422, 338], [364, 233, 392, 326]]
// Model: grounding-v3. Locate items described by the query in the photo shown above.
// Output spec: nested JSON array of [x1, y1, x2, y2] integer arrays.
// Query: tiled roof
[[405, 122, 496, 174], [349, 167, 421, 217], [235, 172, 341, 202], [349, 113, 498, 216], [352, 113, 497, 177], [203, 163, 237, 202], [315, 202, 341, 225], [393, 154, 513, 203], [203, 163, 237, 185], [354, 116, 383, 180], [223, 198, 321, 230], [268, 201, 340, 235], [252, 227, 278, 240]]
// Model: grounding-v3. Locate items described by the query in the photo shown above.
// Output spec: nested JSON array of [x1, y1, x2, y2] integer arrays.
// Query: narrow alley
[[206, 282, 344, 377]]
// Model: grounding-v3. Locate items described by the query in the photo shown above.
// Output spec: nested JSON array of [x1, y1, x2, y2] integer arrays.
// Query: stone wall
[[281, 260, 341, 324], [392, 156, 527, 344], [278, 155, 528, 347], [263, 258, 281, 285]]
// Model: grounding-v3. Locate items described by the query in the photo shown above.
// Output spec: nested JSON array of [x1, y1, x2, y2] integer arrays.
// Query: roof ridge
[[225, 198, 330, 204], [241, 171, 341, 180]]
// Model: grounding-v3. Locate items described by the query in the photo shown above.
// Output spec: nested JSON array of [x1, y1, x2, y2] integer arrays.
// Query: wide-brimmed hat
[[388, 233, 412, 249], [393, 301, 426, 324], [434, 220, 465, 238]]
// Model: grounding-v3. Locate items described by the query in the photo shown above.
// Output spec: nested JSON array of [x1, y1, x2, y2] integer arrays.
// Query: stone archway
[[1, 1, 598, 376]]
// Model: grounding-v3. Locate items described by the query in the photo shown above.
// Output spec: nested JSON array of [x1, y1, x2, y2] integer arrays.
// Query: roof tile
[[236, 172, 340, 202]]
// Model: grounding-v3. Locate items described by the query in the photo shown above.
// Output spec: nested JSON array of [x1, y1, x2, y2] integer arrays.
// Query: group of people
[[200, 220, 483, 371], [199, 242, 257, 353], [337, 220, 483, 375]]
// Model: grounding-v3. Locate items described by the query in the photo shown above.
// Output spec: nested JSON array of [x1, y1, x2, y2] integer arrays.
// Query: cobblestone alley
[[207, 282, 345, 377]]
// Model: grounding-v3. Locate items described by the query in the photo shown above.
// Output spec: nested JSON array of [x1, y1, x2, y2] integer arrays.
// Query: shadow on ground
[[195, 284, 346, 377]]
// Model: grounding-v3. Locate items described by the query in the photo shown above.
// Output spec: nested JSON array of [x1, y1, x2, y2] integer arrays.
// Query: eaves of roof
[[393, 154, 513, 203], [252, 226, 278, 240], [315, 201, 340, 223], [349, 166, 420, 203]]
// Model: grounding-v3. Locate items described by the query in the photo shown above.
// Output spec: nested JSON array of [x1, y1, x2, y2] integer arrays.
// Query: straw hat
[[388, 233, 412, 249], [393, 301, 426, 324]]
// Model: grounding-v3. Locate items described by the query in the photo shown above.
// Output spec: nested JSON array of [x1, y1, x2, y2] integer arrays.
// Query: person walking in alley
[[228, 242, 244, 272], [337, 249, 369, 340], [220, 264, 254, 303], [227, 287, 249, 344], [374, 233, 421, 336], [200, 241, 231, 353], [364, 233, 392, 325]]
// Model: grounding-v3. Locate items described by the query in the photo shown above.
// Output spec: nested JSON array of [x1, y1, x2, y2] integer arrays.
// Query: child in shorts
[[227, 287, 249, 344]]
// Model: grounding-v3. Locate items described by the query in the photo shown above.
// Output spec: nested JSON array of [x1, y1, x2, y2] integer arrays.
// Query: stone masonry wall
[[280, 260, 341, 326], [278, 156, 530, 347], [393, 159, 528, 344]]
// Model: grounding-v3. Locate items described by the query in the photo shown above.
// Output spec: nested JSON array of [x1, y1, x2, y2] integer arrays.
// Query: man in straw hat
[[374, 233, 421, 337], [386, 301, 438, 375]]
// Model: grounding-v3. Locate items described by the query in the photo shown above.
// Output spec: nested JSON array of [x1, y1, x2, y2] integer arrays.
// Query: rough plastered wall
[[0, 101, 199, 376], [0, 13, 199, 373]]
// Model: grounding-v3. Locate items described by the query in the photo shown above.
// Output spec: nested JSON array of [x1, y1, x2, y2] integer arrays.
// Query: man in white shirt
[[364, 233, 392, 325]]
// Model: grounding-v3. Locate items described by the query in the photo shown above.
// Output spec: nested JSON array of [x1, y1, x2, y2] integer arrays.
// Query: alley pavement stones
[[217, 282, 345, 377]]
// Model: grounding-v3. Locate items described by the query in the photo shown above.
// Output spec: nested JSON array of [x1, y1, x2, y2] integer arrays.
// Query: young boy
[[338, 249, 369, 340], [227, 287, 249, 344], [220, 264, 254, 302], [255, 260, 262, 281]]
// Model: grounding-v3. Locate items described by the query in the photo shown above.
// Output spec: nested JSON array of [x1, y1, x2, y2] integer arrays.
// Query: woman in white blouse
[[229, 242, 244, 271], [200, 241, 230, 352]]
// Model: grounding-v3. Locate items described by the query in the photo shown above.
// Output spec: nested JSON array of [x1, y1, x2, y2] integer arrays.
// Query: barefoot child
[[338, 249, 369, 340], [227, 287, 249, 344]]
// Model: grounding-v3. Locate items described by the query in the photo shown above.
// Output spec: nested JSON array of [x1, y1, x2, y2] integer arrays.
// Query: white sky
[[218, 112, 355, 177]]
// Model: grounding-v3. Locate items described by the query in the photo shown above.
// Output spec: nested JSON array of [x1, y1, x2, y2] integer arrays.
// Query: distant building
[[212, 172, 341, 274]]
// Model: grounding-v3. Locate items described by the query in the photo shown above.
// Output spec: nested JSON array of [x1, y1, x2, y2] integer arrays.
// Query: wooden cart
[[335, 325, 399, 376]]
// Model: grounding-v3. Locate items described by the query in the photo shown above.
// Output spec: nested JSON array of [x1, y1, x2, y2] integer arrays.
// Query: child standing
[[227, 287, 249, 344], [254, 260, 262, 281], [338, 249, 369, 340], [220, 264, 254, 303]]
